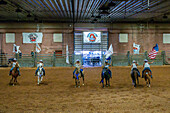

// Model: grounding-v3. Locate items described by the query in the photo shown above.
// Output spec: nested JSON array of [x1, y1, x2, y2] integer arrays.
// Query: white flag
[[36, 43, 41, 53], [133, 43, 140, 54], [66, 44, 69, 64], [105, 44, 113, 60], [13, 44, 20, 53], [13, 44, 16, 53]]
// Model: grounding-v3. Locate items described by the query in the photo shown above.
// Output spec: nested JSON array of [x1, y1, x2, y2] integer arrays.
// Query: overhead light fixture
[[27, 13, 31, 17], [108, 2, 116, 7], [16, 8, 22, 13], [34, 17, 38, 21], [150, 18, 154, 22], [0, 0, 7, 5], [91, 14, 95, 18], [100, 10, 110, 15], [163, 14, 168, 19], [93, 18, 97, 21], [91, 21, 95, 23], [99, 6, 109, 11], [96, 15, 101, 19]]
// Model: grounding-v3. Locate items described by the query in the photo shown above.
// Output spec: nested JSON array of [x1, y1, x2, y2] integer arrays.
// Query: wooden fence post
[[53, 51, 56, 67], [34, 52, 37, 67], [161, 51, 166, 65], [127, 51, 130, 66]]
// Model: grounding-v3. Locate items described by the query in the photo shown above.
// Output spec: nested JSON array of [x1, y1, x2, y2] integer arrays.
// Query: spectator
[[18, 50, 22, 58], [31, 50, 34, 58]]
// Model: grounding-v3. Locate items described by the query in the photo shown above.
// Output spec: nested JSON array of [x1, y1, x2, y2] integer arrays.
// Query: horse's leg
[[37, 75, 40, 85], [148, 77, 150, 87], [75, 79, 77, 87], [78, 78, 80, 88], [108, 78, 110, 86], [41, 76, 43, 83], [137, 74, 139, 85], [10, 77, 13, 84]]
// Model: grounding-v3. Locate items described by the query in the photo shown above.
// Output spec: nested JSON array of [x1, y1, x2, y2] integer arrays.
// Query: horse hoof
[[148, 85, 150, 87], [78, 86, 80, 88], [13, 84, 14, 86], [75, 86, 77, 88], [82, 84, 84, 86]]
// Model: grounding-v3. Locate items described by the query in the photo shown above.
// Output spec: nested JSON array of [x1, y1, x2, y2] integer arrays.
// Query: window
[[53, 33, 62, 42], [6, 33, 15, 43], [55, 50, 62, 57], [163, 33, 170, 44], [119, 33, 128, 43]]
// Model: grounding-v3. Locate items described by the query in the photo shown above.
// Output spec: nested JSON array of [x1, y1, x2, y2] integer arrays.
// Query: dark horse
[[100, 67, 111, 88], [143, 69, 151, 87], [131, 70, 139, 87], [9, 63, 19, 86], [73, 68, 81, 88]]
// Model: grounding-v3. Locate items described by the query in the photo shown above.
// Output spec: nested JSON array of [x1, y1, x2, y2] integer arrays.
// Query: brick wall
[[0, 23, 169, 55]]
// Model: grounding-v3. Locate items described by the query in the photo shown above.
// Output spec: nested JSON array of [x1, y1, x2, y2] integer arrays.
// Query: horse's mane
[[13, 62, 19, 72]]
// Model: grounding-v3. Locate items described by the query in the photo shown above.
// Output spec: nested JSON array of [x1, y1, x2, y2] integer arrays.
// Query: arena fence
[[0, 51, 168, 67]]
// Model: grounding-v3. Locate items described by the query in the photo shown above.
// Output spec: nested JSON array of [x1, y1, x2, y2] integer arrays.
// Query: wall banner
[[22, 32, 43, 43], [83, 32, 101, 43]]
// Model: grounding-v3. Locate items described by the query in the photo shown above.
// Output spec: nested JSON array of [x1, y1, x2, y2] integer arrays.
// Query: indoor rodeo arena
[[0, 0, 170, 113]]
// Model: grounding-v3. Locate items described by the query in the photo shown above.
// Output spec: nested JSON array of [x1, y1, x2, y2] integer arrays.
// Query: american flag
[[148, 44, 159, 59]]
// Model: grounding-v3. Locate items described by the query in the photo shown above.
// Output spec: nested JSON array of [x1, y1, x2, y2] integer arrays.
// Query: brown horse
[[131, 70, 139, 87], [9, 63, 19, 86], [143, 69, 151, 87]]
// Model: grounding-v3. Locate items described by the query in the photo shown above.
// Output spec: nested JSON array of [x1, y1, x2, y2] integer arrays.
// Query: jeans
[[142, 67, 152, 78], [9, 67, 20, 75]]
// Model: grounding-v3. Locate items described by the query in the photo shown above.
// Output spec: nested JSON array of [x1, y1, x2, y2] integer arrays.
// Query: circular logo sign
[[87, 32, 98, 42], [28, 33, 38, 42]]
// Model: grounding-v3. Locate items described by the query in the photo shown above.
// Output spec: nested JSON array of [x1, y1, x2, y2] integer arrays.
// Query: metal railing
[[0, 51, 167, 67]]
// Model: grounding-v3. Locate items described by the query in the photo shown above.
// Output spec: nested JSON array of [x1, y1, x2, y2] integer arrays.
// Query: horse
[[100, 67, 111, 88], [143, 69, 151, 87], [131, 70, 139, 87], [9, 63, 19, 86], [37, 65, 44, 85], [73, 68, 81, 88]]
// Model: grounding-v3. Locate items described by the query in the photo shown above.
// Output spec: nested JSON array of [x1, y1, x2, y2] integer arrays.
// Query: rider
[[142, 59, 153, 78], [131, 60, 140, 77], [100, 60, 112, 83], [35, 60, 45, 76], [73, 59, 83, 78], [9, 58, 21, 76]]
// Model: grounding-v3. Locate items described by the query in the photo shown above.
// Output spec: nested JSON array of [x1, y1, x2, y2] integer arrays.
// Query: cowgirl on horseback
[[73, 59, 83, 78], [35, 60, 45, 76], [9, 58, 21, 76], [131, 60, 140, 77], [100, 60, 112, 83], [142, 59, 153, 78]]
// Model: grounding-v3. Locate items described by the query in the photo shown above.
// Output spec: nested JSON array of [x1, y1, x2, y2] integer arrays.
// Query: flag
[[13, 44, 16, 53], [13, 44, 20, 53], [148, 44, 159, 59], [36, 43, 41, 53], [105, 44, 113, 60], [133, 43, 140, 54], [66, 44, 70, 64]]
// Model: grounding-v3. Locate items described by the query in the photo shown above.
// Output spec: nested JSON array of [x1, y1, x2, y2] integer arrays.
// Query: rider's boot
[[9, 71, 12, 76], [18, 71, 21, 76]]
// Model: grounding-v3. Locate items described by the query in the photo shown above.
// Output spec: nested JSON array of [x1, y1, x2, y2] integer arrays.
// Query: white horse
[[37, 64, 44, 85]]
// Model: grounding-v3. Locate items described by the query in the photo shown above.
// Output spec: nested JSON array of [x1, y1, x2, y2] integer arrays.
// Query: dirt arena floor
[[0, 66, 170, 113]]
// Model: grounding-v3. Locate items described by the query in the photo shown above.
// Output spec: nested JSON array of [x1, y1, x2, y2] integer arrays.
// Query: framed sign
[[83, 32, 101, 43]]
